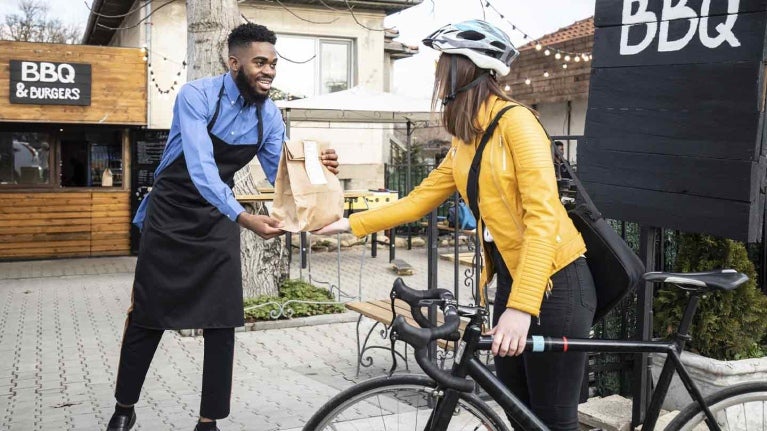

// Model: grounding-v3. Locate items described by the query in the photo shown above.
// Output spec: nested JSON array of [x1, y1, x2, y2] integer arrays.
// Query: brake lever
[[387, 326, 402, 378], [388, 292, 398, 377]]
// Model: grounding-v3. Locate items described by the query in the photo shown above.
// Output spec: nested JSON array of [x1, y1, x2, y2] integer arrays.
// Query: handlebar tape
[[392, 278, 461, 340], [391, 314, 475, 392]]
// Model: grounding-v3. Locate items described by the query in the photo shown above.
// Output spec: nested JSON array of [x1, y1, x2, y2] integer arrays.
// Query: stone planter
[[650, 351, 767, 410]]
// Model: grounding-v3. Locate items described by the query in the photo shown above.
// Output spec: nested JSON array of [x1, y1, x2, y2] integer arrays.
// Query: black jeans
[[489, 242, 596, 431], [114, 314, 235, 419]]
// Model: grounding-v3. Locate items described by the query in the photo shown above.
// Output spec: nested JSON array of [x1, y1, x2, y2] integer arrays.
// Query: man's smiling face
[[230, 41, 277, 104]]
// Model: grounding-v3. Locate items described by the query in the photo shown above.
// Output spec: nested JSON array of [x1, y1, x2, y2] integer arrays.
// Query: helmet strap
[[442, 55, 489, 106]]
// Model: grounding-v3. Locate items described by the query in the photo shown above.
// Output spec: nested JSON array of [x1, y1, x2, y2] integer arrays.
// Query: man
[[106, 23, 339, 431], [554, 140, 571, 180]]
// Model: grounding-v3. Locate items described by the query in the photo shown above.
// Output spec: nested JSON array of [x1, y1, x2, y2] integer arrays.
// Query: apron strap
[[207, 77, 226, 132], [255, 103, 264, 148]]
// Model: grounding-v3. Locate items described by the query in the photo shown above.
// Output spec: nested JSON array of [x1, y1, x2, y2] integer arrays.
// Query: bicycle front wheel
[[303, 374, 509, 430], [666, 381, 767, 431]]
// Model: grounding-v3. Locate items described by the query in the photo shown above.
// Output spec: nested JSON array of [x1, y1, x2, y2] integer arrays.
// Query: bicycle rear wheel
[[666, 382, 767, 431], [303, 374, 509, 430]]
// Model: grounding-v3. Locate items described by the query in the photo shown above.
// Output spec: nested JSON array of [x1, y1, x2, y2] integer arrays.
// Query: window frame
[[275, 34, 355, 98]]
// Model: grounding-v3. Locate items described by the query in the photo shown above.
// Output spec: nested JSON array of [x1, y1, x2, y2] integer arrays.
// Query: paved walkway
[[0, 241, 488, 431]]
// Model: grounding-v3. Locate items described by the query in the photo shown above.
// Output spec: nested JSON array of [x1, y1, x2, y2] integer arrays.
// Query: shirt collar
[[223, 73, 243, 105]]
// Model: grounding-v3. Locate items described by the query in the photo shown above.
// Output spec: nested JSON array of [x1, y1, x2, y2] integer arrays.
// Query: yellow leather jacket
[[349, 95, 586, 316]]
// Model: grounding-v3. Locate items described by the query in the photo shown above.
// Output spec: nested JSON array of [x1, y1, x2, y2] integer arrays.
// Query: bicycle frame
[[426, 292, 723, 431]]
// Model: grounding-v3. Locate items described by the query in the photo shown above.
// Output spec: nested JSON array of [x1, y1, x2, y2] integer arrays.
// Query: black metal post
[[300, 231, 308, 269], [427, 209, 439, 363], [427, 209, 439, 291], [761, 201, 767, 293], [633, 226, 658, 428], [406, 121, 413, 250], [389, 227, 396, 262], [453, 193, 460, 298]]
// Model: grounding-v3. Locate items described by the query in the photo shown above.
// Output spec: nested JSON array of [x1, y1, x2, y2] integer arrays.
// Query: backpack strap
[[466, 104, 517, 221]]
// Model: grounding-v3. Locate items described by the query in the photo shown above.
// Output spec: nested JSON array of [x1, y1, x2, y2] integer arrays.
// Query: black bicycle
[[304, 270, 767, 430]]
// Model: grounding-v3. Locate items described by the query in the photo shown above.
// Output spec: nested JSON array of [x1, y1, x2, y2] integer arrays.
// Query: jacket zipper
[[489, 135, 523, 236], [491, 131, 553, 324]]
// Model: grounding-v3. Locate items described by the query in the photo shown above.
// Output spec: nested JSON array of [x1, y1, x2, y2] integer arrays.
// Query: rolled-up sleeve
[[177, 84, 245, 221]]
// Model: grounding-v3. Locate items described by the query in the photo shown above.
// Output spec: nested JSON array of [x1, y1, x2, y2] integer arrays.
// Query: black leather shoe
[[194, 424, 219, 431], [106, 411, 136, 431]]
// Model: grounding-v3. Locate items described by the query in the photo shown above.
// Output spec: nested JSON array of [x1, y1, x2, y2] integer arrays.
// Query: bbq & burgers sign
[[9, 60, 91, 106]]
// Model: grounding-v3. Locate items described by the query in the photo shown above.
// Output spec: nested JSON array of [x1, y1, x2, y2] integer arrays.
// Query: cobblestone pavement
[[0, 240, 489, 431]]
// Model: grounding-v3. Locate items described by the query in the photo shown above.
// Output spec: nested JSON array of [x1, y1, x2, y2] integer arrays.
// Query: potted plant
[[651, 233, 767, 409]]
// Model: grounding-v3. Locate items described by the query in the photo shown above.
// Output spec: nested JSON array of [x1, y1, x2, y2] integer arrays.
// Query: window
[[0, 127, 124, 188], [274, 35, 353, 99], [0, 132, 52, 185], [61, 130, 123, 188]]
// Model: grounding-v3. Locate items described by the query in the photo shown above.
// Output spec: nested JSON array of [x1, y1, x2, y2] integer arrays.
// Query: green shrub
[[243, 279, 345, 321], [653, 233, 767, 360]]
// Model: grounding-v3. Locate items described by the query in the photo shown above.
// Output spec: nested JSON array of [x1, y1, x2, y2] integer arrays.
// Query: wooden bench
[[345, 298, 469, 376]]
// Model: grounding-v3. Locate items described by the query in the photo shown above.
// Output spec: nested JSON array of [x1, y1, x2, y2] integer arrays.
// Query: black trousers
[[488, 242, 596, 431], [114, 314, 235, 419]]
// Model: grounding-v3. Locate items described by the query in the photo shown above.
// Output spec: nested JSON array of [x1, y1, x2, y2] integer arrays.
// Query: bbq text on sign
[[621, 0, 741, 54], [9, 60, 92, 106]]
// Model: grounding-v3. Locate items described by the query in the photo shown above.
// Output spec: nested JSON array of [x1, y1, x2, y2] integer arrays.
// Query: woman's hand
[[321, 148, 339, 175], [236, 212, 285, 239], [312, 218, 351, 235], [485, 308, 531, 357]]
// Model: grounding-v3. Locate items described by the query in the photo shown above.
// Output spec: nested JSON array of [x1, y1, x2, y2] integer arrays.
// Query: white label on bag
[[303, 141, 327, 185]]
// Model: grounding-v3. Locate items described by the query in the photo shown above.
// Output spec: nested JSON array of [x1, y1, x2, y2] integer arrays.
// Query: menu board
[[130, 129, 169, 253]]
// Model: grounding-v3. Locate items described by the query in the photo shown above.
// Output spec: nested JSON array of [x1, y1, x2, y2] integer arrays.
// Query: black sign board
[[583, 0, 767, 242], [9, 60, 91, 106], [130, 129, 169, 254]]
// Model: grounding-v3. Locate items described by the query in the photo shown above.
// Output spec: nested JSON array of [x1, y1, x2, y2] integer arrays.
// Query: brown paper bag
[[271, 139, 344, 232]]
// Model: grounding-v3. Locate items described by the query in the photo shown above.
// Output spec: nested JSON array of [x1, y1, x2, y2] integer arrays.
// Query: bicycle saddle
[[642, 269, 748, 291]]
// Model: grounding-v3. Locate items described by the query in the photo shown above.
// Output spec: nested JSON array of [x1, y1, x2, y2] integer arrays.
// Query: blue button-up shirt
[[133, 73, 286, 229]]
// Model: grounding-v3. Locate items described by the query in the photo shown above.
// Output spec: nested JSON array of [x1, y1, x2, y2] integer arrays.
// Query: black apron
[[131, 81, 264, 329]]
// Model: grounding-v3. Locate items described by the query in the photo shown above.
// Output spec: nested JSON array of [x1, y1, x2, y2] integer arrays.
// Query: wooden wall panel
[[91, 193, 131, 256], [0, 41, 146, 125], [0, 191, 131, 259], [584, 0, 767, 242]]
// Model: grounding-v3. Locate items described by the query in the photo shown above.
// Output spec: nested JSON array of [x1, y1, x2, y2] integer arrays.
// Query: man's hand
[[237, 212, 285, 239], [321, 148, 339, 175], [485, 308, 531, 357], [312, 218, 350, 235]]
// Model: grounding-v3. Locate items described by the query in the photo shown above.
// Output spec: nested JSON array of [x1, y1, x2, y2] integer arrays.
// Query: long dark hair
[[431, 53, 515, 143]]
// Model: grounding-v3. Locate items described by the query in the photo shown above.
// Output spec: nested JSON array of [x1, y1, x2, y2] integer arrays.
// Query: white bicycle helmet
[[423, 19, 519, 77]]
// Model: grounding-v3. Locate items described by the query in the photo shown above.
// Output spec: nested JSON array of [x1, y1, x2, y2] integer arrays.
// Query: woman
[[315, 19, 595, 430]]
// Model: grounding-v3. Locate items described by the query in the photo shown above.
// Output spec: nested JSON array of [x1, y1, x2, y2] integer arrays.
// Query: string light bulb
[[544, 49, 550, 56], [504, 84, 511, 91], [564, 55, 571, 62], [543, 71, 550, 77], [574, 56, 581, 62], [555, 52, 562, 60], [535, 44, 542, 51], [524, 78, 531, 85], [562, 63, 568, 69]]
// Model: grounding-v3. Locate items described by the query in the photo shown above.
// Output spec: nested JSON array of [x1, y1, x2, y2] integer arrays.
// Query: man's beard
[[235, 70, 268, 105]]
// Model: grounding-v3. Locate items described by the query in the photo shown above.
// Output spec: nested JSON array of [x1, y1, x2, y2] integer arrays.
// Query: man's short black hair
[[228, 23, 277, 51]]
